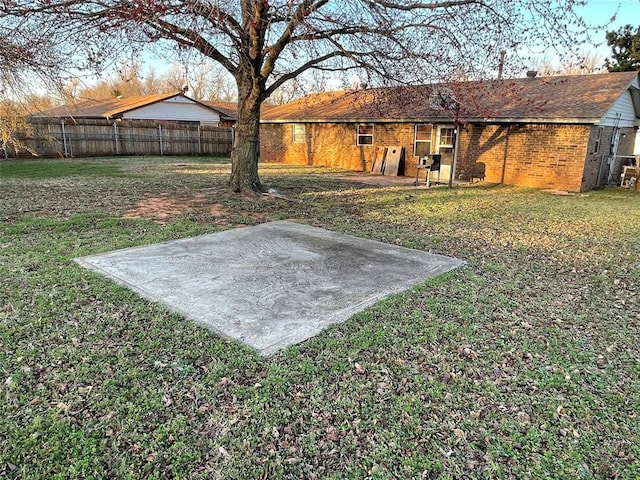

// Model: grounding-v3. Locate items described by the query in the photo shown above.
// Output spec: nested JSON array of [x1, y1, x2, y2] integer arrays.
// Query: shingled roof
[[201, 100, 237, 120], [35, 92, 235, 121], [261, 71, 640, 124]]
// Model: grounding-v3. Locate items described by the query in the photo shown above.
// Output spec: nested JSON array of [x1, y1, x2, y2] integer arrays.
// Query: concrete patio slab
[[75, 221, 464, 355]]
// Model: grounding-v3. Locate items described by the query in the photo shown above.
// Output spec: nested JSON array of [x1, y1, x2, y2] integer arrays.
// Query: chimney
[[497, 50, 506, 80]]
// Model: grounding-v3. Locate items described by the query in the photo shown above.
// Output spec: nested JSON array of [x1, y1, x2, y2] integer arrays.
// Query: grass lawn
[[1, 156, 639, 479]]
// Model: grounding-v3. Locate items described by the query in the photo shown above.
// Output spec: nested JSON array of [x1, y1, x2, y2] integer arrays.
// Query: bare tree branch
[[365, 0, 484, 11]]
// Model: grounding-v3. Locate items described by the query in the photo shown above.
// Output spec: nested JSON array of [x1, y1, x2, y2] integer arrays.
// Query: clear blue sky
[[577, 0, 640, 53], [140, 0, 638, 81]]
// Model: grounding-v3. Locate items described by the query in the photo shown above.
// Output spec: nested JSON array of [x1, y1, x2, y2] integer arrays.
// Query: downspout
[[449, 124, 461, 188], [158, 124, 163, 156]]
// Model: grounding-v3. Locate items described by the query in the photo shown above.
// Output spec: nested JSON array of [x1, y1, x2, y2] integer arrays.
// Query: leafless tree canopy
[[1, 0, 594, 190], [0, 12, 75, 155]]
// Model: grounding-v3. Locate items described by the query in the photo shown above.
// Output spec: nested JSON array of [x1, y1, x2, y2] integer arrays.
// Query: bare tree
[[0, 98, 34, 157], [74, 62, 149, 99], [71, 59, 237, 101], [165, 61, 237, 101], [0, 12, 77, 156], [269, 71, 338, 105], [531, 50, 605, 76], [1, 0, 594, 191], [184, 61, 235, 101], [565, 51, 606, 74]]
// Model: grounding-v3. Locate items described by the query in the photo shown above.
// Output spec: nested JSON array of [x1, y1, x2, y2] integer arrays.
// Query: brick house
[[260, 72, 640, 191]]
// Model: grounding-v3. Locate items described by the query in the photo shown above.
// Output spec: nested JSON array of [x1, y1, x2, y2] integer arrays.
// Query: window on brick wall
[[414, 124, 433, 157], [594, 127, 603, 153], [439, 127, 456, 148], [292, 124, 306, 143], [357, 124, 374, 145]]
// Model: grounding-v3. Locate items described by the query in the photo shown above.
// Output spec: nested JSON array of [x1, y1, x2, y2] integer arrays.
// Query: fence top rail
[[29, 117, 232, 130]]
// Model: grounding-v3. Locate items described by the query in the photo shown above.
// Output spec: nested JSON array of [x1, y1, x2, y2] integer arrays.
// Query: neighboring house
[[35, 92, 235, 125], [260, 71, 640, 191], [201, 100, 238, 127], [23, 93, 235, 158]]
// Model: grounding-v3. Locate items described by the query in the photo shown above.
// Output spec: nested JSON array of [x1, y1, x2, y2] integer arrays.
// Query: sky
[[512, 0, 640, 75], [157, 1, 639, 75], [576, 0, 640, 55], [113, 0, 640, 91]]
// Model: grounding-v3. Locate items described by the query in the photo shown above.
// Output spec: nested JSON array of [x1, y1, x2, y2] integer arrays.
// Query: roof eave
[[629, 86, 640, 118], [261, 116, 601, 125], [469, 117, 600, 125], [32, 114, 110, 120], [261, 117, 452, 124], [103, 92, 183, 117]]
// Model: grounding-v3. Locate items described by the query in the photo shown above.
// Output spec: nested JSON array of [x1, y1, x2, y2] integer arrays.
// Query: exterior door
[[436, 126, 456, 181], [607, 130, 621, 184]]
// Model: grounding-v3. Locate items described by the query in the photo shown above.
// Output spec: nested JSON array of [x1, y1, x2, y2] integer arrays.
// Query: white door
[[435, 126, 456, 182]]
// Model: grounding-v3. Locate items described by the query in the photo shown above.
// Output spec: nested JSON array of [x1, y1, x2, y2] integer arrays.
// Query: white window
[[357, 124, 374, 145], [414, 124, 432, 157], [292, 124, 305, 143], [438, 127, 456, 148]]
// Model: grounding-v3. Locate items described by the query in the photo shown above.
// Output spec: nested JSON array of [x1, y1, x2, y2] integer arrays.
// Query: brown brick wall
[[456, 124, 510, 183], [261, 121, 596, 191], [261, 123, 419, 172], [460, 124, 591, 191]]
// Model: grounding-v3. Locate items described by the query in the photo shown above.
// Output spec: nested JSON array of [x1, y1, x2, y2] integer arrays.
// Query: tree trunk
[[229, 80, 263, 193]]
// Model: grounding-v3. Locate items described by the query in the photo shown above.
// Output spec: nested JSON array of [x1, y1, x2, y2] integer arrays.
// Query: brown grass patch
[[121, 192, 271, 225], [122, 193, 217, 224]]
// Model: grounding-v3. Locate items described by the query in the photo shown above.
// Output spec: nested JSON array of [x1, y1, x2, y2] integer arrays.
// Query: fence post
[[197, 125, 202, 155], [26, 119, 232, 157], [113, 122, 120, 154], [61, 119, 69, 157]]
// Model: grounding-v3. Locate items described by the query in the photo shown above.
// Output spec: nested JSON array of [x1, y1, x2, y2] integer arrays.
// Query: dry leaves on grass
[[457, 345, 477, 360]]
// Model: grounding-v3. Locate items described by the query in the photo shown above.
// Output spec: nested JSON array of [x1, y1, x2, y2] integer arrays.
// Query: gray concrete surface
[[75, 221, 464, 355]]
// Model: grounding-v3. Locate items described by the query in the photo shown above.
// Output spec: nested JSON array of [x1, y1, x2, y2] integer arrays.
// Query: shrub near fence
[[8, 118, 233, 158]]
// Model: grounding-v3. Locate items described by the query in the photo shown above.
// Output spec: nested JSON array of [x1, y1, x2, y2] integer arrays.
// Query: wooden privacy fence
[[7, 118, 233, 158]]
